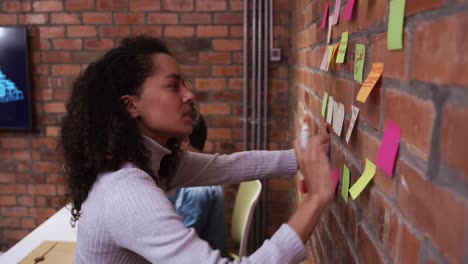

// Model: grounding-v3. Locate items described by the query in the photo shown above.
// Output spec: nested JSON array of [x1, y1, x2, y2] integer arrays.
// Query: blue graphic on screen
[[0, 70, 24, 103]]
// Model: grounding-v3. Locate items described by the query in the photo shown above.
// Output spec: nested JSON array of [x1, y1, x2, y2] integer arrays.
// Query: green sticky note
[[341, 165, 350, 203], [336, 31, 349, 64], [387, 0, 406, 50], [349, 159, 376, 200], [321, 92, 329, 117], [353, 44, 365, 84]]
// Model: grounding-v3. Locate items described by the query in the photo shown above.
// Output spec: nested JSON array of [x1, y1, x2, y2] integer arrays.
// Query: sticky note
[[321, 92, 329, 117], [332, 0, 342, 25], [336, 31, 349, 64], [376, 120, 402, 176], [327, 15, 333, 43], [353, 44, 365, 83], [326, 96, 334, 125], [349, 159, 376, 199], [332, 101, 339, 127], [320, 47, 330, 71], [356, 63, 384, 103], [326, 44, 339, 71], [321, 3, 330, 29], [332, 167, 339, 193], [341, 165, 350, 203], [333, 103, 345, 136], [345, 105, 360, 143], [344, 0, 355, 20], [388, 0, 406, 50]]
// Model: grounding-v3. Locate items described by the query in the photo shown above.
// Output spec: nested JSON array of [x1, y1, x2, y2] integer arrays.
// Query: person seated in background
[[167, 114, 228, 257]]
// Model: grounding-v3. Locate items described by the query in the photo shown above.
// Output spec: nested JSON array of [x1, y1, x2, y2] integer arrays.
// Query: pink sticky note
[[320, 47, 329, 70], [332, 167, 339, 193], [332, 0, 342, 25], [376, 120, 402, 177], [344, 0, 355, 20], [321, 3, 330, 29]]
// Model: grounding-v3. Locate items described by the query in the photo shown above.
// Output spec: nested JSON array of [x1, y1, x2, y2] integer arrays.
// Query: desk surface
[[0, 206, 77, 264]]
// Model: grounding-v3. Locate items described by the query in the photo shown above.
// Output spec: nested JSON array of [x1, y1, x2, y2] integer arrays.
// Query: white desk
[[0, 206, 77, 264]]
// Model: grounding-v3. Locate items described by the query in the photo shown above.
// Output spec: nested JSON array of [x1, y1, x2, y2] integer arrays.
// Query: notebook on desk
[[19, 241, 76, 264]]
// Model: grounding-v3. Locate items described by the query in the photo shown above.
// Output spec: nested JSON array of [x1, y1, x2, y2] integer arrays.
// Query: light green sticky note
[[387, 0, 406, 50], [341, 165, 350, 203], [336, 31, 349, 64], [349, 159, 376, 200], [353, 44, 365, 84], [321, 92, 329, 117]]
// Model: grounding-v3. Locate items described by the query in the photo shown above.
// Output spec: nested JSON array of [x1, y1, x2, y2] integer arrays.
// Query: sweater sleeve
[[170, 149, 298, 189], [104, 169, 306, 264]]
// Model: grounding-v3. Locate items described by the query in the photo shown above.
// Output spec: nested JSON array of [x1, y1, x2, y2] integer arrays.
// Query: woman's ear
[[120, 95, 139, 118]]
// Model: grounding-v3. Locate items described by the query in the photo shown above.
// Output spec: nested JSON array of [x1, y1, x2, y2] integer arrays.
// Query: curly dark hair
[[59, 36, 183, 226]]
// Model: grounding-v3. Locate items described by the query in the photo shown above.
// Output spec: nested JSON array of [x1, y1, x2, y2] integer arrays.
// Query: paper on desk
[[388, 0, 406, 50], [321, 92, 329, 117], [326, 96, 334, 124], [377, 120, 402, 176], [349, 159, 376, 199], [356, 63, 384, 102], [336, 31, 348, 64], [320, 46, 330, 71], [353, 44, 365, 84], [333, 103, 345, 136], [341, 165, 350, 203], [344, 0, 355, 20], [332, 0, 342, 25], [321, 3, 330, 29], [345, 105, 360, 143], [333, 167, 339, 193]]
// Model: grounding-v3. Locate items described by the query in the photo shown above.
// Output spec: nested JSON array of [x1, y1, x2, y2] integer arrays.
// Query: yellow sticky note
[[349, 159, 376, 200], [326, 44, 339, 71], [341, 165, 350, 203], [356, 63, 384, 102]]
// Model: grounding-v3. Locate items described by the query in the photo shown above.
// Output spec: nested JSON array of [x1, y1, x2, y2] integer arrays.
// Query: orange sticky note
[[356, 63, 384, 102], [326, 44, 339, 71]]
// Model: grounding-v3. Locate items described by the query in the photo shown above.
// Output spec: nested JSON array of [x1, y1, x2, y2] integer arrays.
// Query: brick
[[65, 0, 95, 10], [114, 13, 145, 24], [130, 0, 161, 11], [384, 89, 435, 161], [333, 78, 354, 112], [214, 13, 243, 24], [206, 116, 241, 127], [164, 26, 194, 37], [5, 230, 29, 241], [51, 13, 80, 24], [396, 221, 422, 263], [397, 161, 467, 263], [440, 104, 468, 178], [228, 78, 243, 90], [33, 1, 63, 11], [357, 0, 387, 30], [197, 25, 228, 38], [0, 184, 26, 194], [355, 80, 382, 130], [51, 65, 81, 76], [19, 14, 48, 24], [0, 195, 17, 206], [100, 26, 131, 37], [32, 138, 57, 150], [97, 0, 128, 10], [0, 217, 20, 228], [200, 103, 230, 114], [411, 13, 468, 86], [195, 78, 226, 91], [131, 26, 162, 37], [38, 26, 65, 38], [0, 173, 15, 183], [374, 193, 399, 259], [41, 51, 70, 64], [162, 0, 193, 11], [357, 224, 386, 264], [21, 218, 36, 229], [212, 90, 241, 101], [406, 0, 443, 16], [44, 102, 66, 113], [180, 13, 211, 24], [213, 39, 242, 51], [53, 39, 82, 50], [12, 150, 31, 160], [229, 26, 243, 37], [147, 13, 178, 24], [208, 128, 232, 139], [27, 184, 56, 195], [84, 39, 114, 50], [3, 0, 31, 12], [196, 0, 226, 11], [230, 0, 243, 11], [18, 196, 35, 207], [83, 12, 112, 24], [198, 52, 230, 64], [212, 65, 242, 77], [370, 32, 408, 79], [180, 65, 210, 77], [2, 138, 29, 149], [28, 208, 56, 218], [1, 207, 28, 217], [0, 14, 18, 25]]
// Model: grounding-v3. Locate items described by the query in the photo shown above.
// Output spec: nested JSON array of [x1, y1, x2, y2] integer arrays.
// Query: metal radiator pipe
[[256, 0, 262, 151], [251, 0, 257, 151]]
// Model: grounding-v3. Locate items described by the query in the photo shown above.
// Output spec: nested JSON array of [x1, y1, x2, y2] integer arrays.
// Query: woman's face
[[128, 53, 195, 145]]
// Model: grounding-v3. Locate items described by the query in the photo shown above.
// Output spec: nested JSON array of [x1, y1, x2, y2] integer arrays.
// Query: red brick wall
[[290, 0, 467, 263], [0, 0, 293, 251]]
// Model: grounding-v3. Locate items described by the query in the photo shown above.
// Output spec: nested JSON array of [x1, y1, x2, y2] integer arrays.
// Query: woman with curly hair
[[60, 35, 333, 264]]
